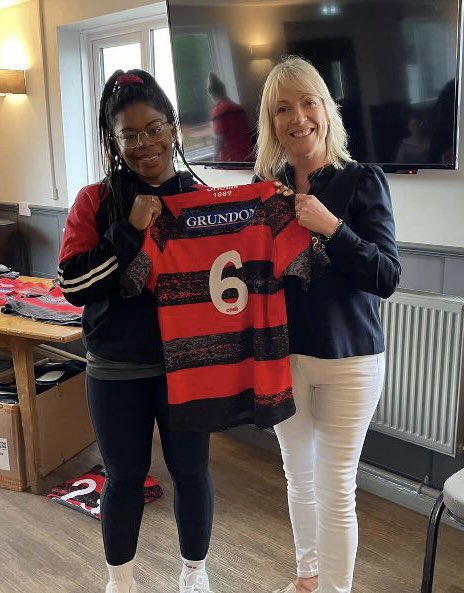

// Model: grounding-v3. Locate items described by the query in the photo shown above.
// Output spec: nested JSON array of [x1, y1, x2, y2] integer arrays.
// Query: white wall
[[387, 157, 464, 248], [0, 0, 55, 206]]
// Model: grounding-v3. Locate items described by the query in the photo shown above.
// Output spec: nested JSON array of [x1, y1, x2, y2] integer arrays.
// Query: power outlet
[[18, 202, 31, 217]]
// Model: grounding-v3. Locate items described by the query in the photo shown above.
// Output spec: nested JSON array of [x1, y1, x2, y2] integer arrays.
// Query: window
[[152, 27, 178, 112], [171, 31, 216, 160], [102, 42, 142, 82], [84, 17, 177, 182], [167, 25, 238, 162], [402, 19, 456, 104]]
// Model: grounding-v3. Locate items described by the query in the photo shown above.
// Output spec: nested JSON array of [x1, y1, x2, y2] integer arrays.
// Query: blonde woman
[[253, 56, 401, 593]]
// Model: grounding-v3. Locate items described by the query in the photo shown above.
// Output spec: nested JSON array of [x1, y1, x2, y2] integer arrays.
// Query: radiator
[[371, 289, 464, 456]]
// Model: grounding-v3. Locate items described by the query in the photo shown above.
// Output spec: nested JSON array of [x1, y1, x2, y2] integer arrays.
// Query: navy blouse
[[254, 161, 401, 358]]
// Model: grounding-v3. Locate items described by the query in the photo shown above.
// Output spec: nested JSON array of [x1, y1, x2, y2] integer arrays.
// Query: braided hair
[[98, 68, 204, 223]]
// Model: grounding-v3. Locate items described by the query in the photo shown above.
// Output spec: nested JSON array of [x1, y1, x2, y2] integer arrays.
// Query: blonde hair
[[254, 56, 352, 180]]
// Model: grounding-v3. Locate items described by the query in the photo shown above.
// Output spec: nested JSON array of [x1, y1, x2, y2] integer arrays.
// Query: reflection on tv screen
[[167, 0, 461, 170]]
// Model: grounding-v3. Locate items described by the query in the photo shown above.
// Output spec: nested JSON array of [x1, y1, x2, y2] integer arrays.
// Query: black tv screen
[[166, 0, 462, 171]]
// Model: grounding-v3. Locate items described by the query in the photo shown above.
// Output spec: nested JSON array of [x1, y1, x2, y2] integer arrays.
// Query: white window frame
[[81, 16, 168, 183]]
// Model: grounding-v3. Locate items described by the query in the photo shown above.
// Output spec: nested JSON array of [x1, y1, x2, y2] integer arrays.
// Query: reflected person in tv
[[58, 70, 216, 593], [253, 56, 401, 593], [395, 110, 430, 164], [207, 71, 254, 162]]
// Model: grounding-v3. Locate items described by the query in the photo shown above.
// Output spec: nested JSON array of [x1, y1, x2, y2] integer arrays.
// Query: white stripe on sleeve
[[58, 256, 118, 286], [60, 262, 119, 293]]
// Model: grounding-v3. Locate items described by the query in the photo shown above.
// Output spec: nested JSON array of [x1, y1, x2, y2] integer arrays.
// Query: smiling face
[[273, 85, 329, 166], [113, 101, 176, 186]]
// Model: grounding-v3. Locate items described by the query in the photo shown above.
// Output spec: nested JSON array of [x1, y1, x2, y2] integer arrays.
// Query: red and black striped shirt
[[123, 181, 325, 431]]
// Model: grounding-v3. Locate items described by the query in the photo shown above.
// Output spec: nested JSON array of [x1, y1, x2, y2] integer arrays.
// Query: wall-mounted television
[[166, 0, 463, 172]]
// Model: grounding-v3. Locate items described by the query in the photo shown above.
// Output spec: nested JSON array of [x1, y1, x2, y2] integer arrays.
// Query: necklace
[[284, 165, 325, 194]]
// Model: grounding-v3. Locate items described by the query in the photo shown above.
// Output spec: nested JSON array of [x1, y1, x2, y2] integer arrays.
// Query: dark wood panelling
[[398, 242, 464, 297], [0, 205, 22, 272], [443, 257, 464, 296], [398, 252, 445, 293]]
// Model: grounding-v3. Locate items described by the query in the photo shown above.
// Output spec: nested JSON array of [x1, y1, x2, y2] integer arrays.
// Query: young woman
[[254, 56, 401, 593], [58, 70, 214, 593]]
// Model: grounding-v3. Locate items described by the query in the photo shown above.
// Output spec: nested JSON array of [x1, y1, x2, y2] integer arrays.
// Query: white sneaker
[[272, 585, 297, 593], [180, 586, 214, 593], [105, 580, 137, 593], [272, 585, 319, 593], [272, 583, 319, 593], [179, 572, 213, 593]]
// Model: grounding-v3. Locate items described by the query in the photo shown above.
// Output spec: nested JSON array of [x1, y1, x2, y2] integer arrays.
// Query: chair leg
[[421, 493, 445, 593]]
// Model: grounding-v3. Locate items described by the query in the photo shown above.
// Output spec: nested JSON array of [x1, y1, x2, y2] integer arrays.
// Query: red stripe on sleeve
[[273, 218, 312, 279], [59, 184, 103, 263]]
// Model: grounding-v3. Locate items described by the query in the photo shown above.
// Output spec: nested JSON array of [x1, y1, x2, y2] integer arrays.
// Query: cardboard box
[[0, 402, 26, 491], [0, 371, 95, 491], [37, 371, 94, 476]]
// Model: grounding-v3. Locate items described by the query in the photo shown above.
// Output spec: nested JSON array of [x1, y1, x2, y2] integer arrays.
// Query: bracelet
[[323, 218, 344, 242]]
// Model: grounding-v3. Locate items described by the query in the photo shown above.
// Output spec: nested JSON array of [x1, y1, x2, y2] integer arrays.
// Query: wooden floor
[[1, 432, 463, 593]]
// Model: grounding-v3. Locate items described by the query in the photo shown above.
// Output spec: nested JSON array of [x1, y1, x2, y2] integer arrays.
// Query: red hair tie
[[114, 73, 144, 91]]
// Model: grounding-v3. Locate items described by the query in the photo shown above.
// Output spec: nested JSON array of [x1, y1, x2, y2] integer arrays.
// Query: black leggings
[[87, 374, 214, 566]]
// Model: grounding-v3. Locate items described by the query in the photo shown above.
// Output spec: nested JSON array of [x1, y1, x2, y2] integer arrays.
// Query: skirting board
[[227, 426, 464, 532], [357, 462, 463, 531]]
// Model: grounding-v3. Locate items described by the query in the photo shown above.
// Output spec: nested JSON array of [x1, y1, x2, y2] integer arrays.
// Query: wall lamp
[[249, 42, 272, 60], [0, 69, 26, 94]]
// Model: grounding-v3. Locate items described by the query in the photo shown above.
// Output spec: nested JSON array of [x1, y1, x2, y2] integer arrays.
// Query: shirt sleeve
[[120, 226, 158, 296], [274, 222, 312, 280], [57, 186, 143, 306], [324, 165, 401, 298], [267, 193, 316, 286]]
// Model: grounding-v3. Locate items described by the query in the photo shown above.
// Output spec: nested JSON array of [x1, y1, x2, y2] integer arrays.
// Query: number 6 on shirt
[[120, 181, 318, 431], [209, 250, 248, 315]]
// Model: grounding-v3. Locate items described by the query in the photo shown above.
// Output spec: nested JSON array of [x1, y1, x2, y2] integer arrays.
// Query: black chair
[[421, 468, 464, 592]]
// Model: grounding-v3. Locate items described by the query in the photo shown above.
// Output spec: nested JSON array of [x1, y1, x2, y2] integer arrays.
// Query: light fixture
[[249, 42, 272, 60], [0, 69, 26, 94], [321, 4, 341, 16]]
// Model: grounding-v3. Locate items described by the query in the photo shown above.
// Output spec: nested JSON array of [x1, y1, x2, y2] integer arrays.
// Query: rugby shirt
[[122, 181, 328, 431]]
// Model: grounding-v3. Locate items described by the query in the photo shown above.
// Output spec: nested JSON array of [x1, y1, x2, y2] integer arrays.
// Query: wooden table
[[0, 277, 82, 493]]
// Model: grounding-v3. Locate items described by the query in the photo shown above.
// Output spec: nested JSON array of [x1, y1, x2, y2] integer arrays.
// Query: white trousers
[[274, 353, 385, 593]]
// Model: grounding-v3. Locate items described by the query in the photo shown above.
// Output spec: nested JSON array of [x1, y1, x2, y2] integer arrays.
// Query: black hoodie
[[58, 171, 198, 363]]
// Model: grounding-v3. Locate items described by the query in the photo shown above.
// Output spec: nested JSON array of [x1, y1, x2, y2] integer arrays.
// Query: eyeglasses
[[113, 121, 170, 148]]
